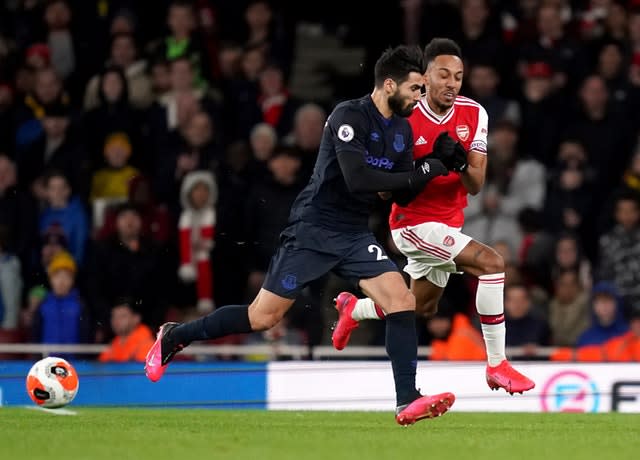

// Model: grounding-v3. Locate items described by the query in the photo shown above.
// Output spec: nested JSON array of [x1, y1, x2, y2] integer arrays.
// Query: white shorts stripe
[[392, 222, 473, 287], [404, 228, 452, 259], [401, 230, 449, 261]]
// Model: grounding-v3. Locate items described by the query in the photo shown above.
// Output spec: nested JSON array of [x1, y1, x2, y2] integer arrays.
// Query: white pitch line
[[23, 405, 78, 415]]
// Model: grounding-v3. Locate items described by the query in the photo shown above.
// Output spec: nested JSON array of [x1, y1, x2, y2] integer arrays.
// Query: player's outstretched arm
[[338, 152, 447, 193]]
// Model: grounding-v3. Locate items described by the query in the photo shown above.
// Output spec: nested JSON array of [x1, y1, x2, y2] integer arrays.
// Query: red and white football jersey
[[389, 95, 488, 229]]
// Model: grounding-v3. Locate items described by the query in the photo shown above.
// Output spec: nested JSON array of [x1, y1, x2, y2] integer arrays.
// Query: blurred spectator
[[544, 140, 597, 240], [548, 269, 590, 346], [504, 283, 550, 356], [602, 1, 628, 42], [594, 40, 629, 115], [577, 281, 629, 346], [87, 203, 169, 337], [84, 33, 153, 110], [517, 207, 555, 288], [98, 299, 155, 362], [32, 250, 89, 345], [148, 0, 210, 87], [16, 101, 87, 200], [518, 61, 564, 166], [0, 82, 15, 154], [29, 222, 68, 289], [155, 110, 220, 209], [489, 120, 546, 216], [600, 309, 640, 361], [285, 103, 326, 179], [467, 61, 520, 129], [519, 2, 585, 88], [455, 0, 505, 72], [149, 56, 221, 155], [222, 43, 266, 141], [247, 122, 278, 180], [42, 0, 76, 82], [464, 184, 522, 254], [24, 43, 51, 72], [149, 58, 172, 98], [599, 146, 640, 232], [21, 285, 47, 335], [597, 192, 640, 312], [564, 74, 634, 195], [217, 41, 243, 81], [98, 175, 171, 245], [427, 309, 487, 361], [465, 120, 544, 253], [14, 67, 70, 149], [550, 233, 593, 293], [82, 65, 144, 170], [244, 147, 304, 297], [39, 170, 88, 265], [239, 0, 292, 68], [0, 224, 22, 329], [0, 154, 37, 270], [256, 62, 299, 137], [178, 171, 217, 313], [90, 132, 140, 226]]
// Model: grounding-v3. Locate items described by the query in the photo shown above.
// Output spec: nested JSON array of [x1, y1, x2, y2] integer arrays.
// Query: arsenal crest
[[443, 235, 455, 247], [456, 125, 470, 141]]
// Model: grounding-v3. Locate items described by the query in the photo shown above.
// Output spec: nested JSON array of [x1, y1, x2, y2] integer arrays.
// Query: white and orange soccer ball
[[26, 357, 79, 408]]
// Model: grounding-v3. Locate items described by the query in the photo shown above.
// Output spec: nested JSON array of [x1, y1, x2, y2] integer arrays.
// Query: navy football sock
[[170, 305, 252, 345], [385, 311, 421, 407]]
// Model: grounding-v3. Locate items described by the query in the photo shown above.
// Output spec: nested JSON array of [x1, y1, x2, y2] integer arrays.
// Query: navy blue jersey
[[287, 95, 414, 232]]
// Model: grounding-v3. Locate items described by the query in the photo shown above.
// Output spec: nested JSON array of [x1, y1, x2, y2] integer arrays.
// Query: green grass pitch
[[1, 408, 638, 460]]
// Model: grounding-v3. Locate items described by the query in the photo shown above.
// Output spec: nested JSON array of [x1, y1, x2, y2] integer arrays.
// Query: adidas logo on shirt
[[415, 136, 427, 146]]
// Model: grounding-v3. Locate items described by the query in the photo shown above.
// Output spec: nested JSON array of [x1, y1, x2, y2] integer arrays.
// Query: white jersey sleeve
[[470, 105, 488, 154]]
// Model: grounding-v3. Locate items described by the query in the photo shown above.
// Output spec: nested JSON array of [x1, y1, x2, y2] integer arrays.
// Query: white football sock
[[476, 273, 507, 367], [351, 298, 384, 321]]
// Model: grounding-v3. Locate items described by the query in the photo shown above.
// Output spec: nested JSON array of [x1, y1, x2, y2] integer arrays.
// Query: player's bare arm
[[460, 149, 486, 195]]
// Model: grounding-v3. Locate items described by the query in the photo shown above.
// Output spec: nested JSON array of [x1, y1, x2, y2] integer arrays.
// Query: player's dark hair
[[423, 38, 462, 66], [374, 45, 425, 87]]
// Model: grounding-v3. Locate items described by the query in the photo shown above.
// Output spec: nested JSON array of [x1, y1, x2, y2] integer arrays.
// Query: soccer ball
[[26, 357, 79, 408]]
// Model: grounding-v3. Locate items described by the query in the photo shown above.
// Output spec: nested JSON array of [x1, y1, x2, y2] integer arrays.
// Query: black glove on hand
[[430, 131, 457, 170], [408, 157, 448, 191], [452, 142, 468, 173]]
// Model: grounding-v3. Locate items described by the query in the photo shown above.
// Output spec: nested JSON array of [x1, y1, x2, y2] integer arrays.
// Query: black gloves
[[429, 131, 469, 173], [452, 141, 469, 173], [408, 157, 448, 191]]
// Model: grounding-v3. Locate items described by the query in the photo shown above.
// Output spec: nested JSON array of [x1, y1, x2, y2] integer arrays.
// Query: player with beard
[[332, 38, 535, 395], [145, 45, 456, 425]]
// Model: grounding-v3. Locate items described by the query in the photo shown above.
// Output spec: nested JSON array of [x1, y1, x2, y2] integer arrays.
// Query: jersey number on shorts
[[368, 244, 388, 261]]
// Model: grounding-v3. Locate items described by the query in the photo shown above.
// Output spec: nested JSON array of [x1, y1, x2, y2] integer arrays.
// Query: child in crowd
[[32, 251, 88, 346], [178, 171, 217, 313]]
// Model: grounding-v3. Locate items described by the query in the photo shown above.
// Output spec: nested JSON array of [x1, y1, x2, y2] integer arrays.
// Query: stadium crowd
[[0, 0, 639, 362]]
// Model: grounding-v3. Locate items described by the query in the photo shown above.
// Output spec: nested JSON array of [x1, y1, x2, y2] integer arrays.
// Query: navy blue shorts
[[263, 221, 399, 298]]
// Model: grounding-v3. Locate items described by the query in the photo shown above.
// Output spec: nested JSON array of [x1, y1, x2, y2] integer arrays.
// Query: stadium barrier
[[1, 355, 639, 413], [0, 343, 559, 359]]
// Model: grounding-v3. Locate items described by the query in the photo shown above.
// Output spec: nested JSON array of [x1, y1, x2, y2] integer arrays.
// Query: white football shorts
[[391, 222, 472, 287]]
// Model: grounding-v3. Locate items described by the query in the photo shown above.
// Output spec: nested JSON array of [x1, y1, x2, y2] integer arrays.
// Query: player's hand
[[378, 191, 392, 200], [409, 157, 448, 190], [430, 131, 457, 169], [452, 142, 469, 173]]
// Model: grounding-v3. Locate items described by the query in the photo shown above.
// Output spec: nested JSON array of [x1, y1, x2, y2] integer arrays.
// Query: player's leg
[[144, 289, 294, 383], [334, 235, 454, 424], [455, 239, 535, 394], [410, 277, 445, 318], [332, 223, 457, 349], [359, 272, 454, 425], [145, 229, 333, 382]]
